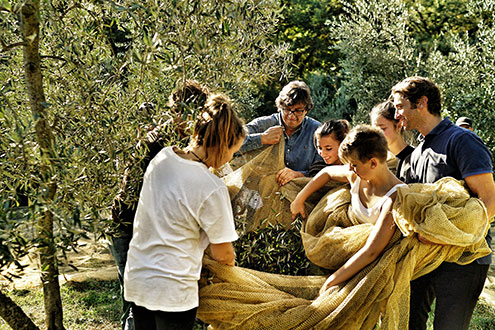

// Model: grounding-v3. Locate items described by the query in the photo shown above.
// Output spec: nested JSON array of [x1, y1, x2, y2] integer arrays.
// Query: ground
[[3, 237, 118, 290], [1, 224, 495, 327]]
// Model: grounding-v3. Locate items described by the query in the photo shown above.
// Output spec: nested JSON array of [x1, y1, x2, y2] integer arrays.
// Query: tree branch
[[1, 41, 26, 52], [40, 55, 67, 62]]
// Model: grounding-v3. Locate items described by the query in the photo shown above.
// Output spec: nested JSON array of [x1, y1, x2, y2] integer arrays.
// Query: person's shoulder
[[152, 151, 225, 189], [443, 125, 491, 157], [446, 124, 483, 143], [303, 116, 321, 128], [248, 113, 279, 124]]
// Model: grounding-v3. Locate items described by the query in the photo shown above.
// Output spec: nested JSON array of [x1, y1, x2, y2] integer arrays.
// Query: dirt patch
[[3, 226, 495, 307], [2, 237, 117, 290]]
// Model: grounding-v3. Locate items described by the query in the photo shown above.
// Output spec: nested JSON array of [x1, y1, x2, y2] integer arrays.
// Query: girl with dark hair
[[370, 100, 414, 181], [308, 119, 350, 176]]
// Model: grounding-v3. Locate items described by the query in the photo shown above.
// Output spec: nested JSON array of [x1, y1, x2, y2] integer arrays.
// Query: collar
[[422, 117, 453, 141], [276, 112, 306, 134]]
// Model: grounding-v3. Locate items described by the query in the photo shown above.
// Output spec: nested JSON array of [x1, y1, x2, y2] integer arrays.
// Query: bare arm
[[209, 242, 236, 266], [290, 165, 352, 219], [418, 173, 495, 244], [464, 172, 495, 219], [321, 197, 396, 291]]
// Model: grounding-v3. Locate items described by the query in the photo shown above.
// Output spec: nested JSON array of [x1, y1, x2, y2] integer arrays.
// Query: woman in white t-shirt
[[291, 125, 405, 292], [124, 93, 245, 330]]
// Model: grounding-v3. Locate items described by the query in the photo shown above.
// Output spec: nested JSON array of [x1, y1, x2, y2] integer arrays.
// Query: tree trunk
[[0, 289, 39, 330], [21, 2, 64, 330]]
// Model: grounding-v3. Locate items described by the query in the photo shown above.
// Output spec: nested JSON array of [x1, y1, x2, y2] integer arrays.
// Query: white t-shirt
[[124, 147, 238, 312]]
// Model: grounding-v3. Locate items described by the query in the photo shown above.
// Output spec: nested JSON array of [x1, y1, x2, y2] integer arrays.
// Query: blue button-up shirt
[[239, 113, 322, 176], [407, 118, 493, 264]]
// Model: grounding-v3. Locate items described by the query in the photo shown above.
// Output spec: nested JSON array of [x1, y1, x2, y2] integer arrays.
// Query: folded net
[[199, 141, 491, 330]]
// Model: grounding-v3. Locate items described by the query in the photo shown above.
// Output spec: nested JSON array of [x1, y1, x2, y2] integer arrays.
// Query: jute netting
[[198, 141, 492, 330]]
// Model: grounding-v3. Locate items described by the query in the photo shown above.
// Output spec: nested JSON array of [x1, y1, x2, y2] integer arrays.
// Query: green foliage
[[327, 0, 495, 158], [328, 0, 422, 124], [425, 5, 495, 157], [305, 71, 353, 122], [469, 301, 495, 329], [234, 219, 312, 276], [0, 0, 291, 282], [405, 0, 481, 54], [278, 0, 343, 77]]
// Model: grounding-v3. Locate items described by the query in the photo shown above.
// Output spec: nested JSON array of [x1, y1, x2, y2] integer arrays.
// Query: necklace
[[190, 150, 207, 166]]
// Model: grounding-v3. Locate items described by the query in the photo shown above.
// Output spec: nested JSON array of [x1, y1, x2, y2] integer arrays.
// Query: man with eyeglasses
[[238, 80, 323, 186]]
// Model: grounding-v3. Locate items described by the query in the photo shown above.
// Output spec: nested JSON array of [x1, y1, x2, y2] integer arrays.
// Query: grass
[[0, 279, 121, 330], [425, 300, 495, 330], [0, 279, 209, 330], [0, 279, 493, 330]]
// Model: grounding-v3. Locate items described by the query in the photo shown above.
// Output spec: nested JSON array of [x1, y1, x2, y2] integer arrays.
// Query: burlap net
[[198, 141, 492, 330]]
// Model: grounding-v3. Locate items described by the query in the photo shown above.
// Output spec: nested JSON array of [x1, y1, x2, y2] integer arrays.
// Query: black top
[[111, 128, 167, 237], [395, 145, 415, 183]]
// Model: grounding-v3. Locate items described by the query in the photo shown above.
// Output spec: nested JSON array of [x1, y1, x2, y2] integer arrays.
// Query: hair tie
[[201, 111, 212, 123]]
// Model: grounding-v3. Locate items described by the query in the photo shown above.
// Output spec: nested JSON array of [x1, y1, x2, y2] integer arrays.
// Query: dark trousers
[[109, 235, 133, 330], [409, 261, 489, 330], [132, 304, 197, 330]]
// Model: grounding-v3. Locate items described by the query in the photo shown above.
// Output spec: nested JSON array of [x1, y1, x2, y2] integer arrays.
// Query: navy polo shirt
[[407, 118, 493, 264]]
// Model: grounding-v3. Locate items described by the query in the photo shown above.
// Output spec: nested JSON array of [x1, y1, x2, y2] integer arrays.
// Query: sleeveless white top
[[349, 176, 406, 224]]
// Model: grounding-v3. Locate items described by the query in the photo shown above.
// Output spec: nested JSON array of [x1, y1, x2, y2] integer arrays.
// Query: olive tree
[[0, 0, 290, 328], [328, 0, 495, 162], [326, 0, 422, 124]]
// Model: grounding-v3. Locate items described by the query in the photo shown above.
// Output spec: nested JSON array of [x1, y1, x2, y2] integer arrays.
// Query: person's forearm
[[238, 134, 262, 153], [479, 195, 495, 220], [295, 171, 330, 203], [323, 208, 396, 289], [464, 173, 495, 219], [210, 242, 236, 266], [325, 248, 377, 287]]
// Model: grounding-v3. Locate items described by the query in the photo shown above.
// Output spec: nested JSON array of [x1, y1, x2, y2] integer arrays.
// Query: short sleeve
[[197, 186, 238, 244], [451, 132, 493, 178]]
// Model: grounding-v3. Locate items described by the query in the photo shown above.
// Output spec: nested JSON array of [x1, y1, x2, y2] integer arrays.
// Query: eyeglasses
[[280, 107, 306, 117]]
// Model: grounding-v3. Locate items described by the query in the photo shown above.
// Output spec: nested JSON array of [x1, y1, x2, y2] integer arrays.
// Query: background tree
[[327, 0, 495, 161], [0, 0, 290, 328], [326, 0, 421, 123], [271, 0, 490, 125]]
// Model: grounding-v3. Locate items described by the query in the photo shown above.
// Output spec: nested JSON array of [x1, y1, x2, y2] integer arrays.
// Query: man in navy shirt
[[392, 76, 495, 330], [239, 80, 322, 186]]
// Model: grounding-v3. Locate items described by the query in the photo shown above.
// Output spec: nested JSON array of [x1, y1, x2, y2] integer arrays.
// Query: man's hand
[[261, 126, 283, 145], [276, 167, 304, 186]]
